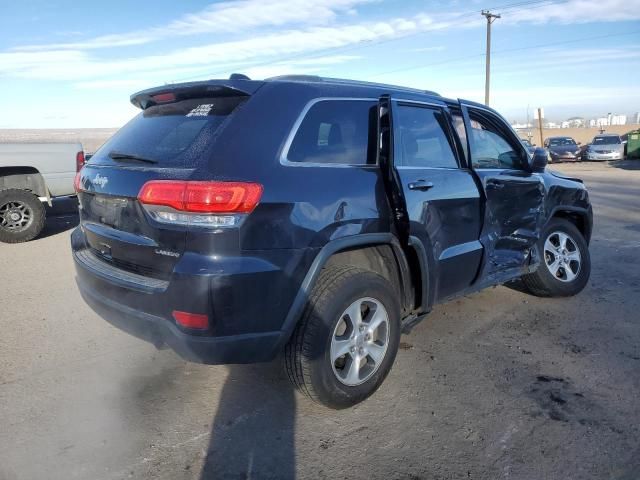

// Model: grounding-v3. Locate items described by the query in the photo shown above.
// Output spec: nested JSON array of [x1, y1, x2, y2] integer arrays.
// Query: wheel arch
[[278, 233, 428, 346], [0, 167, 49, 199], [548, 206, 592, 245]]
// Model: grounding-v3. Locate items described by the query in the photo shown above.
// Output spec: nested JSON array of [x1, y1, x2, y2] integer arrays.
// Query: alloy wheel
[[330, 297, 390, 386], [544, 231, 582, 282], [0, 201, 33, 232]]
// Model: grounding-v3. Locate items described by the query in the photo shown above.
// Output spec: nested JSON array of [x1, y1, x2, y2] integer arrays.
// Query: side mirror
[[530, 147, 547, 172]]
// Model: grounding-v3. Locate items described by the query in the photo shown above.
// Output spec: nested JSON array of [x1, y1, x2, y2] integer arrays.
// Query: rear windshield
[[592, 136, 621, 145], [89, 96, 247, 167]]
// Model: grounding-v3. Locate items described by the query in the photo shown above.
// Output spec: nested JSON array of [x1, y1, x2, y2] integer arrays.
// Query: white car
[[0, 143, 84, 242], [584, 134, 624, 161]]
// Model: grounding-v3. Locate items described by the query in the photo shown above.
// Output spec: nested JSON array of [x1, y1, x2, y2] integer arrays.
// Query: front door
[[460, 103, 545, 283]]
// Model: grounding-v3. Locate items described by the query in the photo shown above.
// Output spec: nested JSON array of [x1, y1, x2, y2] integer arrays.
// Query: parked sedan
[[584, 134, 624, 161], [544, 136, 581, 162]]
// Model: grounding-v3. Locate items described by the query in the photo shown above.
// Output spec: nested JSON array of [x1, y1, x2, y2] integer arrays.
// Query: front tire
[[285, 266, 401, 409], [521, 218, 590, 297], [0, 189, 46, 243]]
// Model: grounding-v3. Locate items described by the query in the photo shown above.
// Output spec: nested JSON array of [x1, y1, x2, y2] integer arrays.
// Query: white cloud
[[73, 79, 155, 90], [498, 0, 640, 25], [13, 0, 377, 51], [241, 54, 361, 79], [0, 15, 439, 82], [4, 0, 637, 87], [410, 45, 446, 52]]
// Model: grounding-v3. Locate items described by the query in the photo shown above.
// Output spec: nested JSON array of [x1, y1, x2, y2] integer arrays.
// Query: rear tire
[[521, 218, 590, 297], [285, 266, 401, 409], [0, 189, 46, 243]]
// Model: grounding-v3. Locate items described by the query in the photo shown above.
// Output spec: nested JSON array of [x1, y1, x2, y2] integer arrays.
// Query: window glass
[[592, 136, 621, 145], [89, 96, 247, 168], [468, 110, 526, 169], [287, 100, 376, 164], [548, 137, 576, 146], [394, 105, 458, 168]]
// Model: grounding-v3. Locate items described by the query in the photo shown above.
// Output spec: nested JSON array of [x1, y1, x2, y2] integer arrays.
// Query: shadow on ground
[[608, 159, 640, 170], [200, 359, 297, 480]]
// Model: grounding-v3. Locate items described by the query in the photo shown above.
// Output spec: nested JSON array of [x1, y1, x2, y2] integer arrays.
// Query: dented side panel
[[473, 169, 545, 280]]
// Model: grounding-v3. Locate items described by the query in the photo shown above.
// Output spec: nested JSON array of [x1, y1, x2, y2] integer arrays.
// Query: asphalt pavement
[[1, 161, 639, 480]]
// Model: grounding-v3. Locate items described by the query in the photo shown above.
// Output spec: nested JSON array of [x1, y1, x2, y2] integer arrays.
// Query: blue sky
[[1, 0, 639, 128]]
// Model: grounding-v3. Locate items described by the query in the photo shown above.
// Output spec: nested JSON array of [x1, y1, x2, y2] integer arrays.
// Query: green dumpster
[[628, 130, 640, 159]]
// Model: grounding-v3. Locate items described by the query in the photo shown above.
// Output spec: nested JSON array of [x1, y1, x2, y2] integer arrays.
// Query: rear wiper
[[108, 150, 158, 164]]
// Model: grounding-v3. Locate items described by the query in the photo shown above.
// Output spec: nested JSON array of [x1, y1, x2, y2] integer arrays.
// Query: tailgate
[[78, 165, 193, 280]]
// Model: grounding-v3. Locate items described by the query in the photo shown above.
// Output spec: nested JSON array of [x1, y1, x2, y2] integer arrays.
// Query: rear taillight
[[76, 151, 85, 172], [172, 310, 208, 330], [138, 180, 263, 227], [74, 171, 82, 192]]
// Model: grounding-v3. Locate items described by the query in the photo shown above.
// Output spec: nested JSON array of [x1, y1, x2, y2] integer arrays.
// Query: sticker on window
[[186, 104, 214, 117]]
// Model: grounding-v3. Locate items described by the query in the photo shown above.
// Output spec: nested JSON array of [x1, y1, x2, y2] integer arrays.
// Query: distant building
[[589, 117, 609, 127], [589, 114, 628, 127], [511, 121, 531, 129], [544, 121, 559, 129], [565, 117, 585, 128], [635, 112, 640, 124], [611, 114, 627, 125]]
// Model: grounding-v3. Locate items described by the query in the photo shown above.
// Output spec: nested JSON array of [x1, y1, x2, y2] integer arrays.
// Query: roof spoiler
[[130, 78, 264, 109]]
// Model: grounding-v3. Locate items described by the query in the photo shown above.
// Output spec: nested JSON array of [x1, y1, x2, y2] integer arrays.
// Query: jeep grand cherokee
[[72, 75, 592, 408]]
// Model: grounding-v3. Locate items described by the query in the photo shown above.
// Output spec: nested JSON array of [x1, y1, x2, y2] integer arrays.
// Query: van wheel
[[285, 266, 401, 409], [0, 189, 46, 243], [521, 218, 590, 297]]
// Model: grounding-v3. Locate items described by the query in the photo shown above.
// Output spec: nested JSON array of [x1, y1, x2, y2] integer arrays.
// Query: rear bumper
[[77, 281, 282, 364], [71, 227, 313, 364]]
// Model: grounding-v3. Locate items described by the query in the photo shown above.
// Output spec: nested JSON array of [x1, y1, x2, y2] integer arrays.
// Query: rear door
[[77, 92, 250, 280], [460, 103, 545, 282], [379, 95, 483, 301]]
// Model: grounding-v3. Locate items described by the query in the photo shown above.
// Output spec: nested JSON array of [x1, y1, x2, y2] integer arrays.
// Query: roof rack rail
[[266, 74, 323, 82], [264, 75, 440, 96]]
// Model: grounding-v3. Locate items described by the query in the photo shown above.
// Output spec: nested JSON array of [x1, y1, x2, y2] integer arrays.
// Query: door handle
[[408, 180, 434, 191], [487, 181, 505, 190]]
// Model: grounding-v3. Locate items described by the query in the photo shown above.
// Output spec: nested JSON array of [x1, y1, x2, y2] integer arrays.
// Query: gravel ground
[[0, 161, 638, 480]]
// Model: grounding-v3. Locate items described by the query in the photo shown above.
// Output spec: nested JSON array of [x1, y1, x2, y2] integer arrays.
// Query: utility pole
[[481, 10, 501, 106], [537, 108, 544, 147]]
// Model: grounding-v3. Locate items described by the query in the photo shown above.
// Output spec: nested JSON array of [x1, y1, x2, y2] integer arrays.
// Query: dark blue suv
[[72, 75, 592, 408]]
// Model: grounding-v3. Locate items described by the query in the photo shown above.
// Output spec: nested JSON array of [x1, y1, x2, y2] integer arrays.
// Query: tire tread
[[284, 265, 368, 405]]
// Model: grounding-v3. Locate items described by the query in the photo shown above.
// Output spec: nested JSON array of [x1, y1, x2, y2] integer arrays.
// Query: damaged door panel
[[460, 103, 545, 285]]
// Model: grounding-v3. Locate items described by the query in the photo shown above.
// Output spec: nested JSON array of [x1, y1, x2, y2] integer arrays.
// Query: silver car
[[584, 134, 624, 161]]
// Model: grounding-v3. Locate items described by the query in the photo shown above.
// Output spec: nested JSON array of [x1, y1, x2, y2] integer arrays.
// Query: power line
[[368, 29, 640, 78]]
